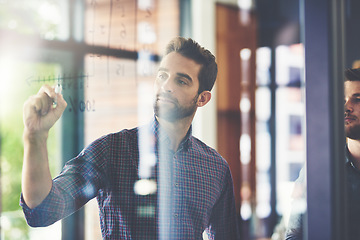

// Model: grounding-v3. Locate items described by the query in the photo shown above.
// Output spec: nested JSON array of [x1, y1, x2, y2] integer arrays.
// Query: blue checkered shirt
[[20, 119, 240, 239]]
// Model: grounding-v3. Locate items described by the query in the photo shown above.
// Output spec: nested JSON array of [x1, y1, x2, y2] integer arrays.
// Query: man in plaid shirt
[[21, 37, 240, 239]]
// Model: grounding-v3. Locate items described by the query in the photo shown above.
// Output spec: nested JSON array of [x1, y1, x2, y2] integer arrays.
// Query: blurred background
[[0, 0, 359, 239]]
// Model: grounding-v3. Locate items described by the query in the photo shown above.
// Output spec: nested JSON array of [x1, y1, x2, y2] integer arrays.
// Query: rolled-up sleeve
[[20, 135, 109, 227], [20, 183, 78, 227]]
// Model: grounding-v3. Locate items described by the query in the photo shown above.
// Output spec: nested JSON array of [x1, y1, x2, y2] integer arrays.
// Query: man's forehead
[[345, 81, 360, 94], [160, 52, 200, 67], [158, 53, 201, 80], [345, 81, 360, 87]]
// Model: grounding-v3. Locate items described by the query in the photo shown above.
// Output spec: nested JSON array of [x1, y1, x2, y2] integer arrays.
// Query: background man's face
[[345, 81, 360, 139]]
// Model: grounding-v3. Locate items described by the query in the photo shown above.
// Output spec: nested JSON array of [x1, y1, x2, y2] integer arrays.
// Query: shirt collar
[[346, 145, 350, 163], [346, 145, 359, 170], [150, 117, 192, 151]]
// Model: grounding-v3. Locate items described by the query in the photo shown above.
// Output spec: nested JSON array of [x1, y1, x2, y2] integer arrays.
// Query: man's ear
[[197, 91, 211, 107]]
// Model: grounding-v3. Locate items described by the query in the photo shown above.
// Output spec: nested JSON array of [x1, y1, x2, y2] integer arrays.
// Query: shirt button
[[174, 213, 178, 218], [175, 183, 179, 187]]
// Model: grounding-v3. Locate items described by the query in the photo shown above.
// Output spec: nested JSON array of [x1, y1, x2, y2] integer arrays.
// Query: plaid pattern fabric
[[21, 118, 240, 239]]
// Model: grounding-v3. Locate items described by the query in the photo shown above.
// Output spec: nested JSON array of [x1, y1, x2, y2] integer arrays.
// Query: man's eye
[[177, 78, 187, 85]]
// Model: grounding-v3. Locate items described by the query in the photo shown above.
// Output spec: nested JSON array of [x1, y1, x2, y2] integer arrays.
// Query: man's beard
[[346, 123, 360, 140], [153, 93, 198, 122]]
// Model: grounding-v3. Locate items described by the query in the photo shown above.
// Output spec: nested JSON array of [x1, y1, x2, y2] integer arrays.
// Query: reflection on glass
[[275, 44, 305, 238], [255, 47, 273, 236], [256, 44, 305, 239], [256, 47, 271, 86]]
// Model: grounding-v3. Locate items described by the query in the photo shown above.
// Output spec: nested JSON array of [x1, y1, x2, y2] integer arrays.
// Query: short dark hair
[[164, 37, 218, 93], [345, 68, 360, 81]]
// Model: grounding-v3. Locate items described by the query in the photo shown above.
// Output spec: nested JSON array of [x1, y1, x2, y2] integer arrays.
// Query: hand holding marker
[[53, 81, 61, 108]]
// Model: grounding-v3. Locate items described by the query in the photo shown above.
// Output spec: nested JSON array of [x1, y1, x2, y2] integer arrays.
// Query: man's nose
[[345, 100, 353, 112], [160, 78, 173, 93]]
